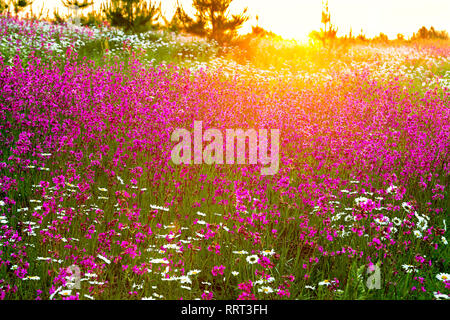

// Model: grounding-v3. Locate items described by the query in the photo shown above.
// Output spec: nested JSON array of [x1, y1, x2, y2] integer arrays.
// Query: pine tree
[[0, 0, 8, 13], [4, 0, 34, 15], [61, 0, 93, 9], [177, 0, 248, 45], [163, 1, 206, 35], [411, 26, 449, 40], [103, 0, 161, 32]]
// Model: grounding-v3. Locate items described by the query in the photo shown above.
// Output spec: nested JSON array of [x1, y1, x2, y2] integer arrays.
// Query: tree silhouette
[[163, 0, 207, 35], [161, 1, 184, 33], [374, 32, 388, 42], [0, 0, 8, 13], [61, 0, 93, 9], [103, 0, 161, 32], [412, 26, 449, 40], [320, 1, 337, 43], [0, 0, 34, 14], [176, 0, 249, 45], [309, 0, 337, 46], [355, 29, 367, 41]]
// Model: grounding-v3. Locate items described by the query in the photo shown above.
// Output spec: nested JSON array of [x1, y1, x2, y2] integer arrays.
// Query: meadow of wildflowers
[[0, 15, 449, 300]]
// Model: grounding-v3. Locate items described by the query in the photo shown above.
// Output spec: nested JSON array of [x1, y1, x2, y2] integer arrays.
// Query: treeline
[[334, 26, 449, 43], [314, 26, 450, 44], [310, 1, 449, 44], [1, 0, 448, 46], [1, 0, 251, 46]]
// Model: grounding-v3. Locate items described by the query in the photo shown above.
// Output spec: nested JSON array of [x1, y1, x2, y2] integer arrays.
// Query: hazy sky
[[29, 0, 450, 40]]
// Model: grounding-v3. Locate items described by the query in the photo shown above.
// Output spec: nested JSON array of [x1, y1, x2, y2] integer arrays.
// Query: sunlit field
[[0, 14, 449, 300]]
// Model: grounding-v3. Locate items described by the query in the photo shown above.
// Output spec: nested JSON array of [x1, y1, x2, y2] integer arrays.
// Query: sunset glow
[[1, 0, 450, 303], [29, 0, 450, 40]]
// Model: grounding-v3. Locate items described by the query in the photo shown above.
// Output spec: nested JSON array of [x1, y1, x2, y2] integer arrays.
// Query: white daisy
[[59, 290, 72, 296], [232, 250, 248, 255], [261, 249, 275, 256], [258, 286, 273, 294], [97, 254, 111, 264], [402, 264, 418, 273], [187, 269, 201, 276], [386, 185, 397, 194], [374, 216, 390, 225], [178, 276, 192, 284], [331, 213, 343, 221], [36, 257, 52, 261], [163, 244, 181, 250], [355, 197, 370, 206], [436, 273, 450, 282], [392, 217, 402, 226], [149, 258, 169, 264], [150, 204, 169, 211], [132, 282, 144, 290], [344, 215, 355, 222], [246, 255, 259, 264], [402, 202, 413, 212], [262, 276, 275, 283], [413, 230, 422, 238], [433, 292, 450, 300], [318, 280, 332, 286], [84, 273, 97, 278]]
